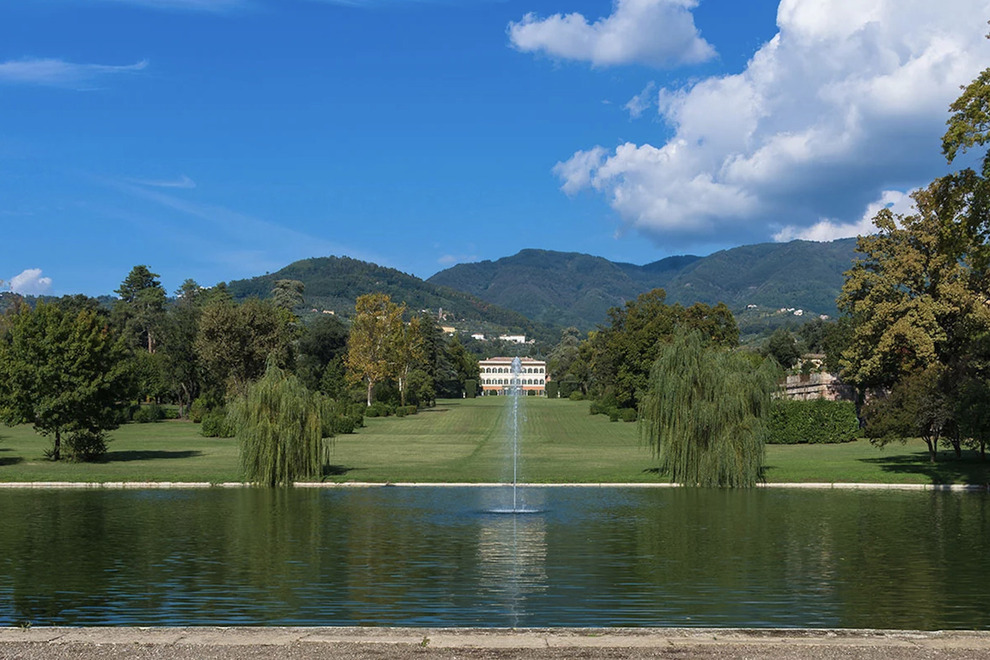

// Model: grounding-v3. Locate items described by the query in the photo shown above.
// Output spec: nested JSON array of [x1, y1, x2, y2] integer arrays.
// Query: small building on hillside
[[782, 372, 853, 401], [498, 334, 528, 344], [478, 357, 547, 395]]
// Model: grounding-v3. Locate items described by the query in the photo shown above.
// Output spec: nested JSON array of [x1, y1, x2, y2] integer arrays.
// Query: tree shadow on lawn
[[324, 465, 360, 477], [0, 448, 25, 467], [99, 450, 203, 463], [859, 450, 990, 485]]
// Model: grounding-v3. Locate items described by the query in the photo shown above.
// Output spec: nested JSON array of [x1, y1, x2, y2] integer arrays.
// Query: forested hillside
[[428, 239, 858, 330], [226, 255, 545, 337]]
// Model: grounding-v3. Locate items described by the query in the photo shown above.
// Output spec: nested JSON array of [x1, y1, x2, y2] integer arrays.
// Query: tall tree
[[764, 328, 801, 369], [229, 364, 329, 486], [114, 265, 167, 354], [640, 331, 779, 487], [346, 293, 405, 406], [297, 314, 349, 394], [0, 302, 132, 461], [196, 298, 297, 399], [395, 316, 425, 407], [270, 279, 305, 311], [588, 289, 738, 408]]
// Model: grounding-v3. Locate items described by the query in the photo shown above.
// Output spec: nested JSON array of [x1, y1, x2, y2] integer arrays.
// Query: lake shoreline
[[2, 626, 990, 659], [0, 480, 987, 490]]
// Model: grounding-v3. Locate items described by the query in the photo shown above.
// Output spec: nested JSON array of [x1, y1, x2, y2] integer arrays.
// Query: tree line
[[0, 272, 479, 478]]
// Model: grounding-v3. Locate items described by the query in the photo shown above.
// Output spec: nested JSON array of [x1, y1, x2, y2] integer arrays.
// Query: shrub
[[619, 408, 637, 422], [200, 410, 235, 438], [767, 399, 860, 444], [608, 408, 621, 422], [365, 401, 394, 418], [132, 404, 166, 424], [588, 400, 601, 415], [464, 379, 477, 398], [569, 391, 585, 401], [189, 397, 210, 423], [63, 430, 109, 462], [546, 381, 559, 399]]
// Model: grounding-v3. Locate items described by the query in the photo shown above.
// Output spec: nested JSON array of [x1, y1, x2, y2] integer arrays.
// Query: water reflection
[[0, 487, 988, 628], [477, 512, 548, 627]]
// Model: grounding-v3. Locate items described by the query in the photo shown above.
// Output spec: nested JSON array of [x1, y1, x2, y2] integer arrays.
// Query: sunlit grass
[[1, 397, 988, 484]]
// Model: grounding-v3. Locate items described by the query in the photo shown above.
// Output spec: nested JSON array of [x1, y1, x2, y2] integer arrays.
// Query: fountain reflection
[[477, 510, 548, 626]]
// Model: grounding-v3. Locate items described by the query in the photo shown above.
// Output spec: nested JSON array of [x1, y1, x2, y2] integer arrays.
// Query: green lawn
[[0, 421, 241, 483], [1, 397, 988, 484]]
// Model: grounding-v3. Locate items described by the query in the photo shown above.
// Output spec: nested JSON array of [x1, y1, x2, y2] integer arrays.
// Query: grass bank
[[1, 397, 988, 484]]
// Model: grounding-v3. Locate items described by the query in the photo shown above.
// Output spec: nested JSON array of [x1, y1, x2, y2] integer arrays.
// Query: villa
[[478, 357, 547, 395]]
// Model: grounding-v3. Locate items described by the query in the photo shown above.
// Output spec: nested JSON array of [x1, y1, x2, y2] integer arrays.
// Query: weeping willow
[[229, 364, 330, 486], [640, 331, 780, 487]]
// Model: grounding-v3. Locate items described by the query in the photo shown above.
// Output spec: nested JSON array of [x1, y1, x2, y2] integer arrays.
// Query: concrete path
[[3, 627, 990, 659]]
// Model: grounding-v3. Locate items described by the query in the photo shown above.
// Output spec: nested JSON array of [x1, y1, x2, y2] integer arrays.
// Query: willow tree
[[229, 364, 329, 486], [640, 331, 779, 487]]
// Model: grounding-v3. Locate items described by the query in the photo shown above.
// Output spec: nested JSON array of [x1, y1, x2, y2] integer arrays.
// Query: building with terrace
[[478, 357, 547, 395]]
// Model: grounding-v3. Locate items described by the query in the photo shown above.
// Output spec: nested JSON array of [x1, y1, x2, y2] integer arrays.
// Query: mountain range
[[427, 239, 858, 330]]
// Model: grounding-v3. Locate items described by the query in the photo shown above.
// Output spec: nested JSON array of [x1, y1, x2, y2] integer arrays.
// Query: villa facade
[[478, 357, 547, 395]]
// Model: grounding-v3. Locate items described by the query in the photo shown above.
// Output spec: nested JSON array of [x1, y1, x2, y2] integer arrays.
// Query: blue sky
[[1, 0, 988, 297]]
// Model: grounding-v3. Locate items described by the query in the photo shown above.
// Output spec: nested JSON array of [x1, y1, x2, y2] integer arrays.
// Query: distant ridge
[[427, 239, 858, 330], [226, 255, 543, 337]]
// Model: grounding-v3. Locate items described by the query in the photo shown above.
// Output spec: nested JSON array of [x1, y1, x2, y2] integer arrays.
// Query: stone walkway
[[3, 628, 990, 659]]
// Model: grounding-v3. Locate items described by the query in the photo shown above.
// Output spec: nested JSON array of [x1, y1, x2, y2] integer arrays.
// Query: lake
[[0, 486, 987, 628]]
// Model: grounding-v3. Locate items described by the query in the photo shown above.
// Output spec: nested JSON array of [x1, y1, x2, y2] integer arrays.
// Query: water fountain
[[489, 356, 540, 514]]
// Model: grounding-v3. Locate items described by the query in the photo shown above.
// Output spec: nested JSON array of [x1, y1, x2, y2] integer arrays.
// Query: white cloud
[[773, 190, 915, 242], [625, 81, 657, 118], [127, 174, 197, 189], [555, 0, 990, 246], [0, 58, 147, 89], [508, 0, 715, 68], [9, 269, 53, 295]]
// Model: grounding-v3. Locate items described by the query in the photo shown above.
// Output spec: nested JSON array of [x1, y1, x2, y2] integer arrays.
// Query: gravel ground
[[3, 628, 990, 660]]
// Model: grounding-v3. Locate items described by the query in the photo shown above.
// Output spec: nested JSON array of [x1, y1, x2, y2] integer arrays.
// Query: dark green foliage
[[364, 401, 395, 418], [62, 430, 108, 462], [297, 314, 349, 393], [114, 265, 167, 355], [863, 368, 953, 463], [229, 365, 329, 486], [0, 302, 133, 461], [619, 408, 637, 423], [200, 410, 235, 438], [764, 328, 801, 368], [464, 379, 477, 398], [395, 405, 418, 417], [545, 380, 558, 399], [270, 279, 305, 311], [767, 399, 859, 444], [640, 331, 780, 487], [428, 241, 857, 330], [132, 404, 167, 424], [195, 298, 297, 398], [226, 255, 541, 337], [404, 369, 434, 407], [586, 289, 738, 409]]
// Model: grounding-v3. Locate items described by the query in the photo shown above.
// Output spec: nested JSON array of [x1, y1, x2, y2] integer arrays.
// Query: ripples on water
[[0, 487, 987, 628]]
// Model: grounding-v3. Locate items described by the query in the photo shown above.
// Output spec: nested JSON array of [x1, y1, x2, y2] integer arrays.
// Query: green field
[[1, 397, 988, 484]]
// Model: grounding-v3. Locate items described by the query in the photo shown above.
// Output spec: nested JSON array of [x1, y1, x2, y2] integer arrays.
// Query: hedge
[[767, 399, 860, 444]]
